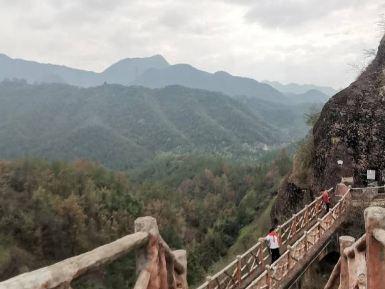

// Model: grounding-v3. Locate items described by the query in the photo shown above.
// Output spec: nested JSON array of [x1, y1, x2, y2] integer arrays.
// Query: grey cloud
[[157, 9, 193, 30], [244, 0, 363, 28], [0, 0, 382, 88], [148, 4, 225, 36]]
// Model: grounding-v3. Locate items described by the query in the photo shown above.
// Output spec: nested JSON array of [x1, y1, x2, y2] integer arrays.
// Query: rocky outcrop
[[312, 34, 385, 190], [273, 34, 385, 221], [271, 179, 314, 223]]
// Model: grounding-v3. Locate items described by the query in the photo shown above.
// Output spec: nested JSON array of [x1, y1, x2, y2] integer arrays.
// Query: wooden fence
[[245, 186, 350, 289], [197, 186, 346, 289], [324, 206, 385, 289], [0, 183, 356, 289], [0, 216, 188, 289]]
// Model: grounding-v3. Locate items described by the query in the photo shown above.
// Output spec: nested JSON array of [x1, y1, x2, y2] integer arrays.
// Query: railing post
[[135, 216, 160, 273], [317, 217, 323, 225], [265, 265, 273, 289], [364, 207, 385, 289], [290, 213, 297, 237], [159, 244, 168, 289], [332, 204, 338, 219], [315, 198, 320, 214], [236, 255, 242, 288], [339, 236, 355, 289], [304, 231, 308, 252], [258, 245, 266, 271], [348, 245, 366, 289], [174, 250, 188, 289], [206, 276, 213, 289], [287, 245, 293, 269], [315, 223, 320, 241], [135, 217, 161, 289], [166, 251, 176, 289], [304, 204, 309, 225]]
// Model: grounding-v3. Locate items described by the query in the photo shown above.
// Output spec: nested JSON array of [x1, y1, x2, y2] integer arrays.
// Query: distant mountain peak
[[171, 63, 197, 71], [106, 54, 169, 70], [0, 53, 10, 59], [101, 54, 170, 85], [263, 80, 337, 96], [149, 54, 168, 62], [304, 88, 325, 95], [214, 71, 231, 76]]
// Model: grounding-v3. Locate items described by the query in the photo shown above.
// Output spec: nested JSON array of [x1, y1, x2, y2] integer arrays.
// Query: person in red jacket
[[322, 190, 331, 212]]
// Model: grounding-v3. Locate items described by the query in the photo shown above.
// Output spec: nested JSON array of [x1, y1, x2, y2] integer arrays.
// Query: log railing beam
[[0, 232, 149, 289], [365, 207, 385, 289], [338, 236, 355, 289]]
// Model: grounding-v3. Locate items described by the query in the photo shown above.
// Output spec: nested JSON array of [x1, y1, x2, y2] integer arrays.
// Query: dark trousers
[[270, 248, 280, 264], [326, 203, 330, 212]]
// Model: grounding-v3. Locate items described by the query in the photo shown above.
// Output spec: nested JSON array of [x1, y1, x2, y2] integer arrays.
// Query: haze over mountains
[[0, 53, 335, 168], [263, 80, 337, 96], [0, 53, 334, 104]]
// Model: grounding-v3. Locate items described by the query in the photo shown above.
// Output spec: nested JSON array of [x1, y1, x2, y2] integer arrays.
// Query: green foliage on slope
[[208, 198, 275, 274], [0, 151, 291, 287], [0, 81, 289, 169], [0, 159, 141, 285]]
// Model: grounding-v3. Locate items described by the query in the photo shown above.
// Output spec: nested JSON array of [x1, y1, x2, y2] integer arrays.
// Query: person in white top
[[260, 227, 281, 264]]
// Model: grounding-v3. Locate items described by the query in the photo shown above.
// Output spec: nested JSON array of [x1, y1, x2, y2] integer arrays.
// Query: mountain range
[[0, 53, 334, 104], [0, 53, 336, 168], [263, 80, 337, 96]]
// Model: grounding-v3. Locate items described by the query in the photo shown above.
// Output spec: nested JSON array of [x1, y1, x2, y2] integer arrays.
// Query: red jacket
[[322, 191, 330, 204]]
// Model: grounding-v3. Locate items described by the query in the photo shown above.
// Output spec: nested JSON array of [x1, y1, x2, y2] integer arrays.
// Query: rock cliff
[[312, 34, 385, 190], [272, 34, 385, 221]]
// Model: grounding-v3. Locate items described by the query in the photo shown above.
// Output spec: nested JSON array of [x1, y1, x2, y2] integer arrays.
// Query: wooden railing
[[324, 206, 385, 289], [197, 187, 341, 289], [0, 184, 357, 289], [0, 216, 188, 289], [246, 186, 350, 289], [349, 185, 385, 208], [350, 185, 385, 198]]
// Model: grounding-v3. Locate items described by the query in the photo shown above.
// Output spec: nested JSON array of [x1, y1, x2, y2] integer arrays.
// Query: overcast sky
[[0, 0, 384, 88]]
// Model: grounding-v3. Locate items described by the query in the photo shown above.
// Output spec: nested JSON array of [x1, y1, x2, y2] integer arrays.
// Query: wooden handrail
[[1, 182, 361, 289], [351, 185, 385, 190], [328, 206, 385, 289], [134, 269, 152, 289], [0, 232, 149, 289], [343, 234, 366, 258], [0, 216, 188, 289], [246, 187, 351, 289], [197, 186, 342, 289]]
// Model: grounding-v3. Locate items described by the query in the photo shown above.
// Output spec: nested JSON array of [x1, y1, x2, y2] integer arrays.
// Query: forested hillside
[[0, 80, 313, 168], [237, 96, 323, 141], [0, 152, 291, 287], [133, 65, 286, 103]]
